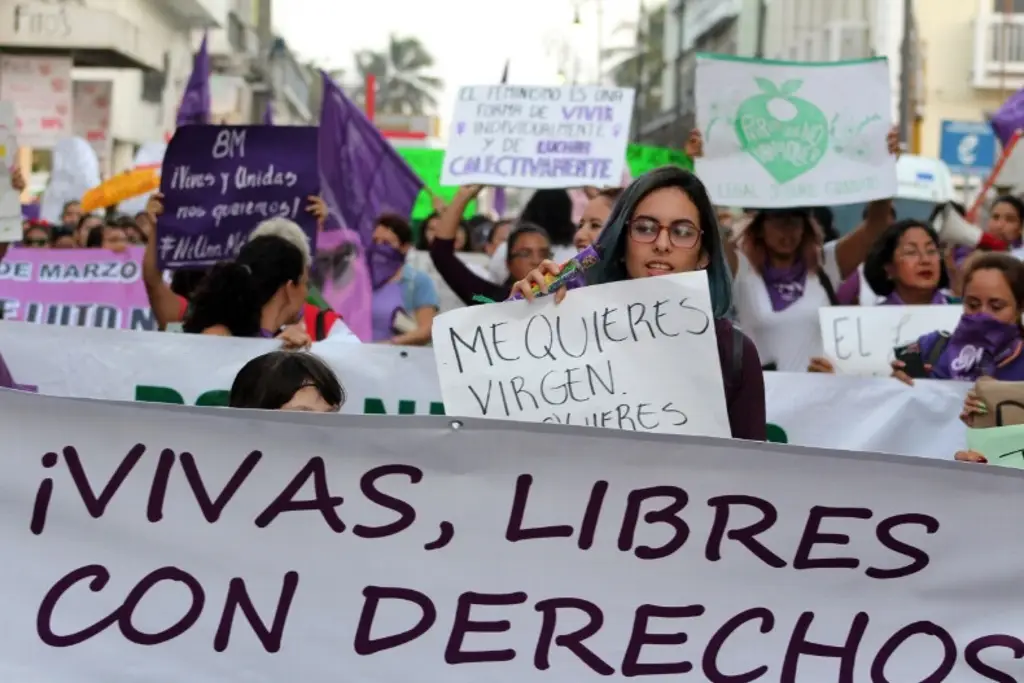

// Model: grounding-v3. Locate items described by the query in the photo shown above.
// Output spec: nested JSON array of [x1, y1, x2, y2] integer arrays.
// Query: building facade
[[643, 0, 762, 147], [1, 0, 221, 176]]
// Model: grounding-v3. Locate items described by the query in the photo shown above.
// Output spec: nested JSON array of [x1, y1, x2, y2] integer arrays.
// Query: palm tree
[[351, 34, 443, 115], [602, 3, 665, 123]]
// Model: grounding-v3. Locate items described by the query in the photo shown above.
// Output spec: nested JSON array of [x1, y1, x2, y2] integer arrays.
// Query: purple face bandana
[[762, 259, 807, 312], [942, 312, 1022, 380], [367, 243, 406, 290], [883, 289, 948, 305]]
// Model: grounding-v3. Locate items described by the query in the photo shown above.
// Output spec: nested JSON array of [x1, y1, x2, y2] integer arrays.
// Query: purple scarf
[[762, 260, 807, 312], [883, 289, 948, 305], [940, 312, 1022, 380], [367, 243, 406, 290]]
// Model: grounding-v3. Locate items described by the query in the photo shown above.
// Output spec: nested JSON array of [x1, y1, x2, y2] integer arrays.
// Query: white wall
[[70, 0, 198, 171]]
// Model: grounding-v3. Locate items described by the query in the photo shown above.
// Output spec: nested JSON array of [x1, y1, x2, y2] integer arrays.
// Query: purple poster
[[0, 247, 154, 330], [158, 125, 320, 269]]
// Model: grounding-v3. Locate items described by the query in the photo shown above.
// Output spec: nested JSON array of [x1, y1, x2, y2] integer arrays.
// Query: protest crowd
[[3, 23, 1024, 683]]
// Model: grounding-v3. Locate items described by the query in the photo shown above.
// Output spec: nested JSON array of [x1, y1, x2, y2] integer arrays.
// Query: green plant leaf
[[754, 77, 778, 95], [780, 79, 803, 95]]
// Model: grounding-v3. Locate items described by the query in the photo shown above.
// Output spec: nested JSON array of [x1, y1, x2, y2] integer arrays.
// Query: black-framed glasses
[[22, 239, 48, 247], [628, 218, 701, 249], [509, 248, 553, 261]]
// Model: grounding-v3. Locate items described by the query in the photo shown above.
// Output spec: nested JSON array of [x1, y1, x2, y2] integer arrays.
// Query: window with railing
[[993, 0, 1024, 13], [988, 14, 1024, 62]]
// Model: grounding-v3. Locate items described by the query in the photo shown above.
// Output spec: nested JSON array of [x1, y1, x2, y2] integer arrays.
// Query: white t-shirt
[[732, 241, 842, 372]]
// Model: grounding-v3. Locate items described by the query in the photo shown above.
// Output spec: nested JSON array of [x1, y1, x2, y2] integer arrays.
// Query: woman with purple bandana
[[892, 253, 1024, 385], [368, 214, 439, 345], [687, 127, 902, 372]]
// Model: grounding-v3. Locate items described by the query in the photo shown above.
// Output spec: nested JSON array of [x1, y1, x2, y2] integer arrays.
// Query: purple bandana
[[883, 289, 948, 305], [941, 312, 1022, 380], [762, 260, 807, 312], [367, 243, 406, 290]]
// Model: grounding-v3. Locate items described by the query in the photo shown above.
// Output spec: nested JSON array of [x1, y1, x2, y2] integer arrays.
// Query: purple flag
[[176, 33, 211, 127], [313, 218, 372, 342], [991, 88, 1024, 147], [317, 71, 423, 249], [263, 101, 274, 125]]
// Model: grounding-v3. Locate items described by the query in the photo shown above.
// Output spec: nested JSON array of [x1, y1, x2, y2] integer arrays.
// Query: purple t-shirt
[[917, 331, 1024, 380]]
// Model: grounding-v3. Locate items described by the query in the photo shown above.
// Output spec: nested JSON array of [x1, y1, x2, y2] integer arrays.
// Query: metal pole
[[631, 0, 646, 140], [1001, 0, 1013, 101], [755, 0, 768, 58], [897, 0, 912, 143]]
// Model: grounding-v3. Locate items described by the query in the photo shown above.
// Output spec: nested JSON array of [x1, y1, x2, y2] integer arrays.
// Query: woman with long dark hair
[[687, 128, 901, 371], [511, 167, 766, 441], [184, 235, 309, 344], [429, 184, 555, 305], [892, 252, 1024, 384]]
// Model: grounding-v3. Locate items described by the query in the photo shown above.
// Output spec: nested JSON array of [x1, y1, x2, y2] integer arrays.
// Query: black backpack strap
[[926, 332, 951, 367], [731, 325, 744, 387], [315, 309, 328, 341], [818, 270, 839, 306]]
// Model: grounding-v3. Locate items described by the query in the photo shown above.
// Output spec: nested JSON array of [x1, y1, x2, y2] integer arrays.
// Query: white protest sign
[[695, 55, 896, 207], [441, 84, 634, 189], [0, 101, 20, 242], [819, 305, 962, 375], [430, 272, 730, 437], [2, 389, 1022, 682]]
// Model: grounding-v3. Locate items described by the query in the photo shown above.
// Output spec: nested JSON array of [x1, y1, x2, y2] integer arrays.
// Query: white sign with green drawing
[[694, 54, 897, 208]]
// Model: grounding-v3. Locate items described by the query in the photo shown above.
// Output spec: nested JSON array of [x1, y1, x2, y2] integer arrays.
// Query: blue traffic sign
[[939, 120, 996, 176]]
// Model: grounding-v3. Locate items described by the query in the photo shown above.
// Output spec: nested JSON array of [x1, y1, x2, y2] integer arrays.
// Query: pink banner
[[0, 247, 155, 330]]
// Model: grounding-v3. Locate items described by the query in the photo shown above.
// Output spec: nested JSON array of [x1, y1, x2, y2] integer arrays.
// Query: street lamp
[[570, 0, 605, 85]]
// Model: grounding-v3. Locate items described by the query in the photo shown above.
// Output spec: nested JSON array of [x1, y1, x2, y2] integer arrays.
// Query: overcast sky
[[275, 0, 643, 125]]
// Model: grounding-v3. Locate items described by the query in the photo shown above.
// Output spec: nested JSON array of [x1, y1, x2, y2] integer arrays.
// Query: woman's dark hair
[[49, 225, 73, 244], [809, 206, 838, 242], [85, 225, 114, 247], [415, 211, 441, 249], [992, 194, 1024, 224], [590, 166, 732, 319], [183, 235, 304, 337], [740, 207, 824, 275], [521, 189, 574, 246], [170, 267, 211, 300], [504, 222, 551, 265], [962, 252, 1024, 308], [61, 200, 79, 216], [229, 351, 345, 410], [376, 213, 414, 245], [927, 201, 966, 225], [863, 219, 948, 296]]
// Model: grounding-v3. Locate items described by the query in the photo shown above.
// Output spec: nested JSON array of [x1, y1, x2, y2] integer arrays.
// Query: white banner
[[695, 55, 896, 207], [0, 389, 1021, 681], [0, 322, 967, 458]]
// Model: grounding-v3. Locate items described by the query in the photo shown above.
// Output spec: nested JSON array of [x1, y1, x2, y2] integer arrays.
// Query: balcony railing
[[974, 13, 1024, 89]]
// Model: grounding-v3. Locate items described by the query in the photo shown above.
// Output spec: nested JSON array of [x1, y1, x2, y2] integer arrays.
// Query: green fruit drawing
[[734, 77, 829, 184]]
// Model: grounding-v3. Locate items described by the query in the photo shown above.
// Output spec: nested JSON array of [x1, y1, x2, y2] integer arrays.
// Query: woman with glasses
[[510, 166, 767, 441], [687, 128, 901, 372], [430, 184, 556, 305], [807, 219, 955, 373], [230, 351, 345, 412]]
